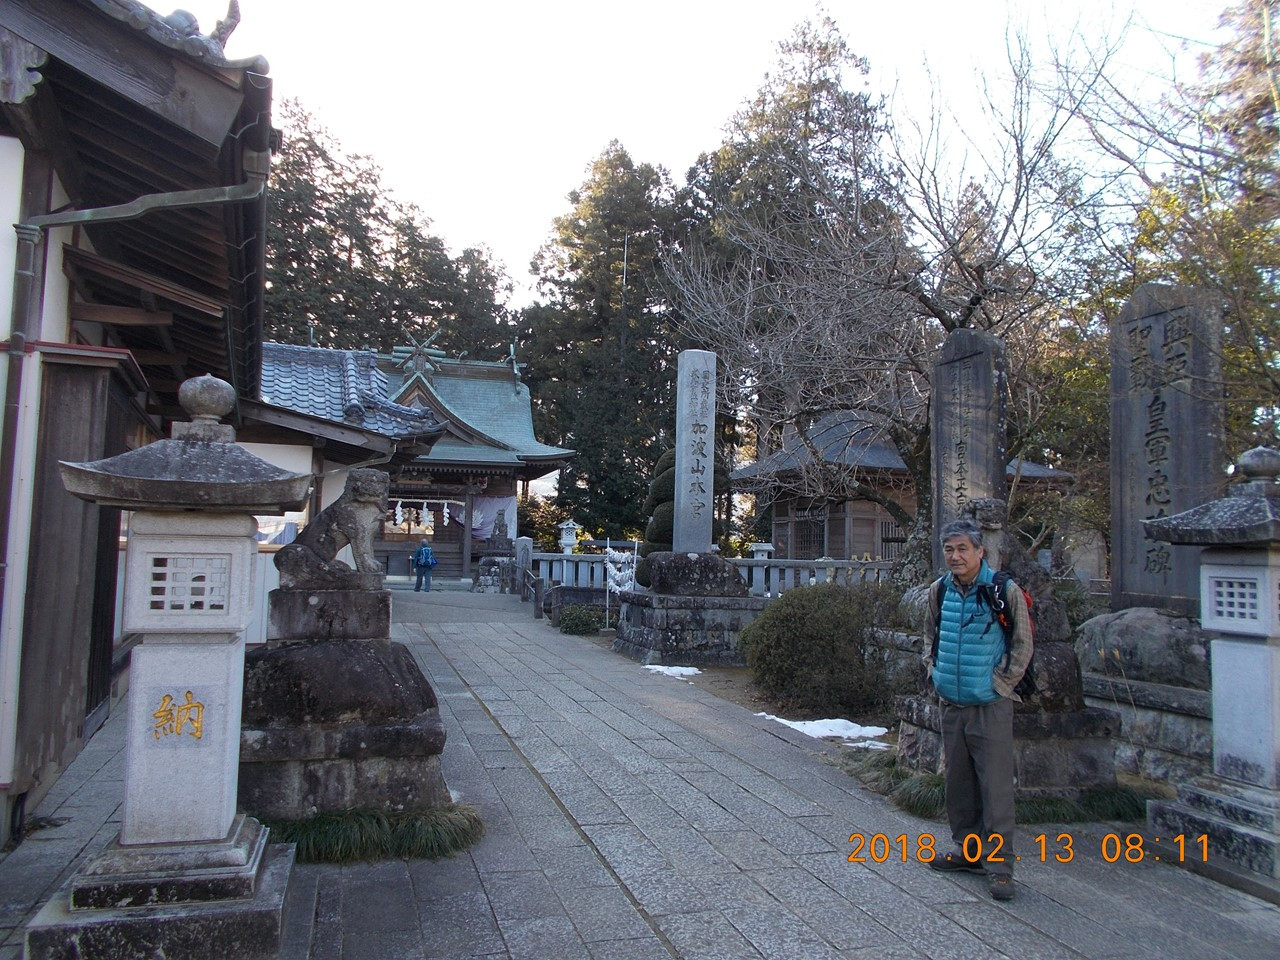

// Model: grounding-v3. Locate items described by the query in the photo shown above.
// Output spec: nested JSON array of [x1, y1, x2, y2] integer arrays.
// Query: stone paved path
[[5, 588, 1280, 959]]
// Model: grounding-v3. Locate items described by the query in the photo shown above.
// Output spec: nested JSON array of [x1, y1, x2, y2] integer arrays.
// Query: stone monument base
[[1149, 779, 1280, 905], [614, 591, 767, 666], [70, 815, 268, 909], [471, 556, 509, 594], [25, 833, 292, 960], [239, 639, 448, 819], [266, 588, 390, 641], [895, 695, 1120, 795]]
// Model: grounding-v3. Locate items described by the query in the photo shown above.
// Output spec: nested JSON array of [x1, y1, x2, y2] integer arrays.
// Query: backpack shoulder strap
[[929, 578, 945, 660], [990, 570, 1016, 668], [991, 570, 1012, 605]]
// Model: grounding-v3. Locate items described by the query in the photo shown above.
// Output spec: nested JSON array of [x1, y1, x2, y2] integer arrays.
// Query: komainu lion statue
[[274, 469, 388, 589]]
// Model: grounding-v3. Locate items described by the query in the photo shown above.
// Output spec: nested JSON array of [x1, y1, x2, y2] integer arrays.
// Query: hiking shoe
[[929, 852, 984, 874], [988, 875, 1015, 901]]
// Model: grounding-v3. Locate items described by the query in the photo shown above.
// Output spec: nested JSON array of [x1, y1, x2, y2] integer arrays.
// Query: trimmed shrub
[[641, 468, 676, 517], [559, 604, 606, 635], [644, 500, 676, 546], [740, 582, 905, 716]]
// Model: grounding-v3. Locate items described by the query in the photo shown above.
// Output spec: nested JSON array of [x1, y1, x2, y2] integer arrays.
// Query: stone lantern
[[558, 518, 582, 554], [29, 376, 311, 959], [1142, 446, 1280, 900]]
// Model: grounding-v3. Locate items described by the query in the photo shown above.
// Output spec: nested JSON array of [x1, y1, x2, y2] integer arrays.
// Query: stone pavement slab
[[3, 588, 1279, 959]]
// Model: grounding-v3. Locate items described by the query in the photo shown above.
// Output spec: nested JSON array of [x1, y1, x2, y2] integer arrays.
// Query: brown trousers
[[939, 698, 1016, 876]]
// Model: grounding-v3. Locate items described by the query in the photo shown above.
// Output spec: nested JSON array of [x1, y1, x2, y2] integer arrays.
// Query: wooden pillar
[[309, 440, 325, 518], [462, 492, 473, 580]]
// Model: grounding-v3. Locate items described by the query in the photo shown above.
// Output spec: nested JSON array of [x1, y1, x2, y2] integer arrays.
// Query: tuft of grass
[[843, 749, 1154, 824], [842, 749, 906, 794], [890, 772, 947, 820], [263, 804, 485, 864]]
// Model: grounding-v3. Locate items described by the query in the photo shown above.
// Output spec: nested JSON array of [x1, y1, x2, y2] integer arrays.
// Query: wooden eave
[[238, 398, 443, 466], [1, 0, 244, 148], [0, 0, 273, 425]]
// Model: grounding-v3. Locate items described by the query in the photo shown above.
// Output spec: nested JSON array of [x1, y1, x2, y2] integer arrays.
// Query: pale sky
[[177, 1, 1225, 306]]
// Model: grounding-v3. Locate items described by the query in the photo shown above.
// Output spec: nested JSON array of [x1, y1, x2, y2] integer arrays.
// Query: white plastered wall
[[0, 153, 76, 792]]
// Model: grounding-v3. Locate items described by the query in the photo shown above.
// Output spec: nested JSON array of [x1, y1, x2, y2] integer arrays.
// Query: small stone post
[[1143, 447, 1280, 900], [748, 542, 774, 597], [515, 535, 533, 598], [31, 376, 311, 959]]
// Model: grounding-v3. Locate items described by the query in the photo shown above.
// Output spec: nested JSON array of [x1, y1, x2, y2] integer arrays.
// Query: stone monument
[[239, 470, 449, 820], [616, 350, 765, 665], [673, 349, 717, 553], [931, 329, 1007, 569], [1111, 284, 1224, 614], [1142, 447, 1280, 902], [30, 376, 312, 960]]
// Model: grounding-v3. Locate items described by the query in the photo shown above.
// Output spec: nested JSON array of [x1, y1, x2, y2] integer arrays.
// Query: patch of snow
[[644, 665, 702, 678], [755, 713, 889, 742]]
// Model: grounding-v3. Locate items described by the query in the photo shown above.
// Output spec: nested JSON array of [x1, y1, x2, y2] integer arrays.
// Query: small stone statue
[[492, 508, 508, 540], [274, 469, 388, 589]]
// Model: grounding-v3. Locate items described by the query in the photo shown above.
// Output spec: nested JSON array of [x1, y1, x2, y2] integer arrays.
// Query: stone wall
[[613, 592, 768, 666], [896, 696, 1121, 797], [1075, 607, 1213, 786], [547, 585, 609, 626], [1081, 675, 1211, 786]]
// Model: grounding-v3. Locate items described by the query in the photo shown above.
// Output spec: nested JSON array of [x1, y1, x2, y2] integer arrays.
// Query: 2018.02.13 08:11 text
[[846, 832, 1210, 864]]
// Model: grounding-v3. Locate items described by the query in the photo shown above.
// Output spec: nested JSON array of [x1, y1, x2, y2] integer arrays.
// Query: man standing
[[924, 518, 1033, 901], [413, 539, 436, 592]]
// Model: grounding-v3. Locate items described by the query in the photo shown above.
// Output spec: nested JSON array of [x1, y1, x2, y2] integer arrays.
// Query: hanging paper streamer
[[394, 500, 404, 525], [442, 503, 451, 526]]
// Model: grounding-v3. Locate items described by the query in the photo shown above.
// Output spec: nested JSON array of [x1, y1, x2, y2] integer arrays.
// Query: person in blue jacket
[[412, 539, 436, 592], [923, 518, 1033, 902]]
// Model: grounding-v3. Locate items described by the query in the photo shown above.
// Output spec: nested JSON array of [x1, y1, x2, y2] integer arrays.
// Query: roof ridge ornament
[[92, 0, 270, 72], [396, 331, 443, 380]]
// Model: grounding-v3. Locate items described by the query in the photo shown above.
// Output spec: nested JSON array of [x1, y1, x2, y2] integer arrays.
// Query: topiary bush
[[559, 604, 606, 635], [740, 582, 906, 716]]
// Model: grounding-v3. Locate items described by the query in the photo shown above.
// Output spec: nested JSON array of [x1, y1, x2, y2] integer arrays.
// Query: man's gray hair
[[939, 518, 983, 548]]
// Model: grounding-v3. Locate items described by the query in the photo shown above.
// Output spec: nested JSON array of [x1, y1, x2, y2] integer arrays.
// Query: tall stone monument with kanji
[[931, 328, 1007, 568], [672, 349, 717, 553], [616, 349, 766, 665], [1110, 284, 1224, 614]]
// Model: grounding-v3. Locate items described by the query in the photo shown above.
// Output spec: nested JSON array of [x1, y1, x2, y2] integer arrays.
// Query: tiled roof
[[422, 437, 524, 467], [732, 411, 1071, 483], [733, 412, 903, 479], [259, 342, 440, 439], [427, 361, 573, 462]]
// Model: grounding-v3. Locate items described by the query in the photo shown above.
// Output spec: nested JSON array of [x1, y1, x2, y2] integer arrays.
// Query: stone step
[[1177, 778, 1280, 832], [1149, 796, 1280, 879]]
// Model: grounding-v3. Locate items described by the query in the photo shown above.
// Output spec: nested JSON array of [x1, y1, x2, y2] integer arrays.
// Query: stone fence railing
[[524, 549, 892, 599]]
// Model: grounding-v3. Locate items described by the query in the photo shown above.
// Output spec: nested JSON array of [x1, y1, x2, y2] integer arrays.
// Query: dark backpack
[[931, 571, 1037, 699]]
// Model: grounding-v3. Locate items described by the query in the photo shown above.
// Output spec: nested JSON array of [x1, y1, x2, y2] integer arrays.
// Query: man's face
[[943, 535, 984, 583]]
